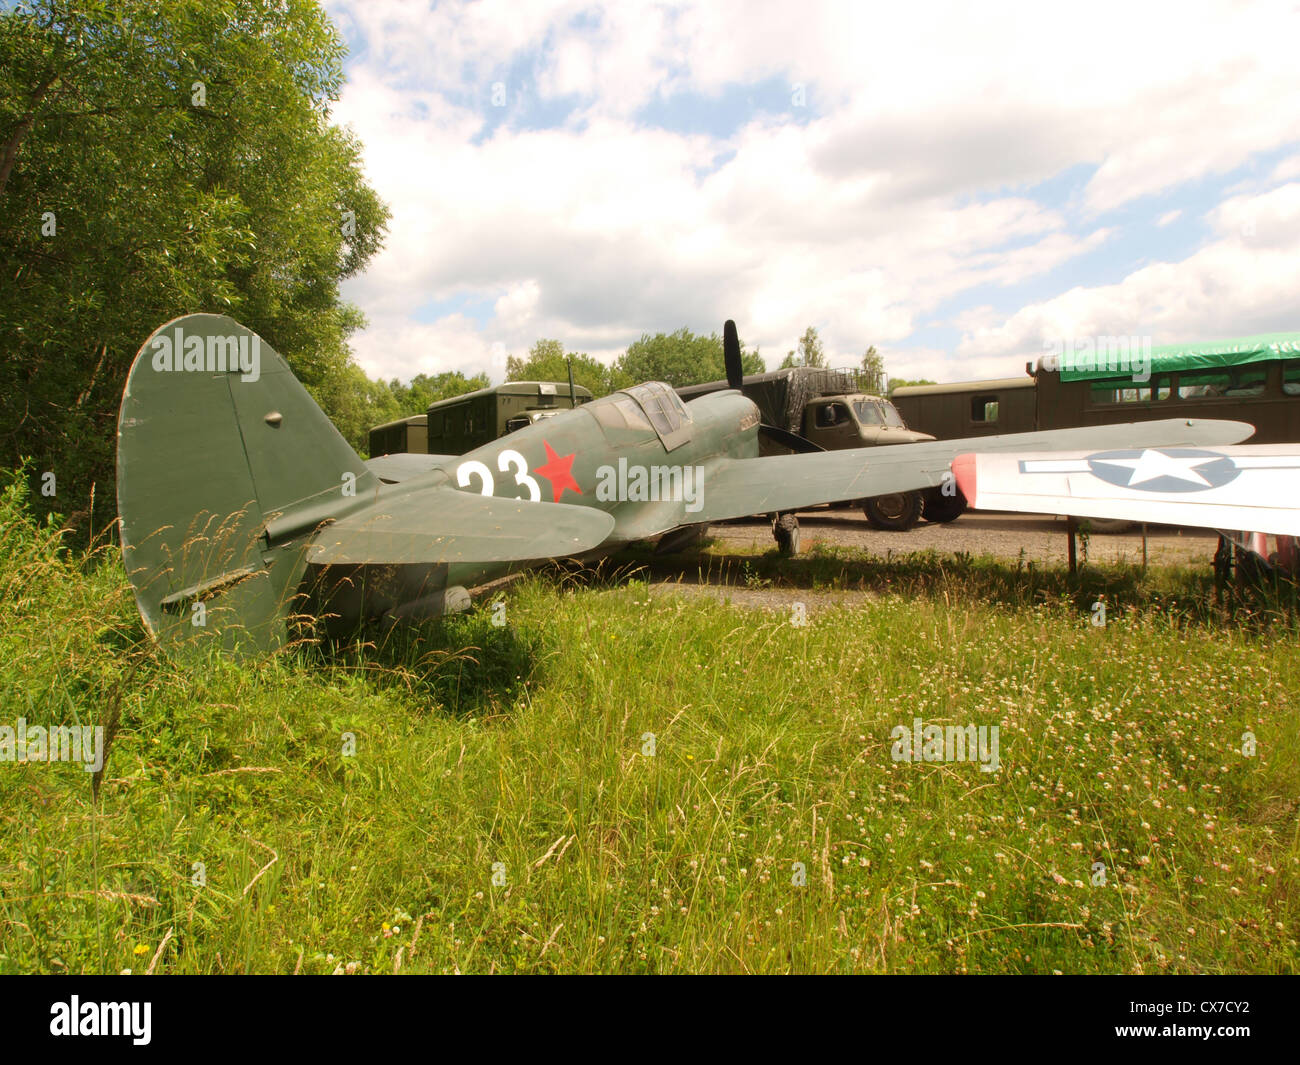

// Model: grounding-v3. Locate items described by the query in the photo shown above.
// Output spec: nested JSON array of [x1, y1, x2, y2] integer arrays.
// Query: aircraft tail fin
[[117, 314, 378, 654]]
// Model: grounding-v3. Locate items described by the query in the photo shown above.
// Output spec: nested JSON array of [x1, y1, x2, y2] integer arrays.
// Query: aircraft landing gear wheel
[[864, 491, 923, 531], [773, 513, 800, 555]]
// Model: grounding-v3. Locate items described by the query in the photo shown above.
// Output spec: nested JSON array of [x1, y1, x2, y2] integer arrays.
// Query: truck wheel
[[864, 491, 922, 531], [773, 513, 801, 555], [922, 488, 965, 523]]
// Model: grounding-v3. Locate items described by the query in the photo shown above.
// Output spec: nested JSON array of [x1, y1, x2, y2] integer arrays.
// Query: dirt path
[[707, 509, 1219, 567]]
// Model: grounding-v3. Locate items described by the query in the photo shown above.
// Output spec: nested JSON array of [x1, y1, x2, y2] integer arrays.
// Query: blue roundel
[[1085, 448, 1239, 493]]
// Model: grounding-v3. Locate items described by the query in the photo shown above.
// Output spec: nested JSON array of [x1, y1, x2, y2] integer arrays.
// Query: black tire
[[773, 513, 801, 555], [921, 487, 965, 523], [863, 491, 923, 531]]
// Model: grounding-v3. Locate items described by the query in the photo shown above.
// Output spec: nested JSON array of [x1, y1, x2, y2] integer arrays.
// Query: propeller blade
[[759, 423, 825, 453], [724, 319, 743, 391]]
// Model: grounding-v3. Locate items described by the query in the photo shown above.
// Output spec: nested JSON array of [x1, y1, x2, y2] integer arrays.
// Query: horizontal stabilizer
[[305, 486, 616, 565]]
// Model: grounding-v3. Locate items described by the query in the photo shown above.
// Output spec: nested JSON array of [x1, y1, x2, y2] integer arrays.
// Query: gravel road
[[706, 508, 1220, 567]]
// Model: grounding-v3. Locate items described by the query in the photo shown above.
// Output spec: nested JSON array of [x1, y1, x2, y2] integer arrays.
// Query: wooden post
[[1067, 516, 1078, 575], [1141, 523, 1148, 569]]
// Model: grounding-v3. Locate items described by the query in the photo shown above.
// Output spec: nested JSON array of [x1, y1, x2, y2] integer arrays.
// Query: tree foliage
[[614, 327, 764, 388], [506, 339, 625, 398], [857, 343, 885, 392], [389, 371, 491, 415], [0, 0, 390, 526], [860, 344, 883, 378], [778, 326, 826, 369]]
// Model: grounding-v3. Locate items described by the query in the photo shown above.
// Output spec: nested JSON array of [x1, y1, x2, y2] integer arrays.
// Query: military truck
[[369, 380, 593, 458], [676, 367, 950, 530]]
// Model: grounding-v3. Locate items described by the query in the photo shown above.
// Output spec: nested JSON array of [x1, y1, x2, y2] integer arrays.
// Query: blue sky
[[322, 0, 1300, 385]]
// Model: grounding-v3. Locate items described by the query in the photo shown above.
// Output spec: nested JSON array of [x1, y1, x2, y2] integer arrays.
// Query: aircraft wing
[[306, 485, 616, 565], [684, 418, 1255, 527], [951, 444, 1300, 538]]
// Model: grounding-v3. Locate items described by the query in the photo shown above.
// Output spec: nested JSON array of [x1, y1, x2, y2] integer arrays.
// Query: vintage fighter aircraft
[[951, 445, 1300, 569], [118, 314, 1256, 655]]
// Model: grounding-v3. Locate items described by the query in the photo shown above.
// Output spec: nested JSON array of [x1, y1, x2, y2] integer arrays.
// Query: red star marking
[[534, 440, 581, 502]]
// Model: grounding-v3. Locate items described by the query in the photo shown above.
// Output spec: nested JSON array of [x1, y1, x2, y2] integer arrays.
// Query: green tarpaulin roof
[[1046, 332, 1300, 381]]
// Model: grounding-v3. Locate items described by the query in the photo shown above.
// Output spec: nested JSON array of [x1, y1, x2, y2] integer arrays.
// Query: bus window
[[1178, 367, 1266, 399], [1091, 382, 1149, 403], [1090, 377, 1171, 404], [970, 395, 999, 422], [1284, 360, 1300, 396], [428, 414, 443, 439]]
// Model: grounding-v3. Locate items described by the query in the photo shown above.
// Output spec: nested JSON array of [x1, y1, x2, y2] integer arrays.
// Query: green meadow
[[2, 475, 1297, 974]]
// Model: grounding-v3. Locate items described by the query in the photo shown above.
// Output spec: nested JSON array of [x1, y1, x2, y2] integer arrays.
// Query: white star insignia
[[1099, 449, 1216, 488]]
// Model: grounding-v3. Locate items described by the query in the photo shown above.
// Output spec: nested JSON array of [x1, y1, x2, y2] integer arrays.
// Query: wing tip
[[951, 453, 977, 507]]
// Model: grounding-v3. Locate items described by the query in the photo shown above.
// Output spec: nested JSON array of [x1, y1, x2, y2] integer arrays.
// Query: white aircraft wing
[[951, 444, 1300, 537]]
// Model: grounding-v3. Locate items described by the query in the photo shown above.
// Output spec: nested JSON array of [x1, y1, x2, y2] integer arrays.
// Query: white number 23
[[456, 449, 541, 502]]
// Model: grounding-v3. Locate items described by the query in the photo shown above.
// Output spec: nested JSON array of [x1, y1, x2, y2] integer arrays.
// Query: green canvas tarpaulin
[[1056, 332, 1300, 381]]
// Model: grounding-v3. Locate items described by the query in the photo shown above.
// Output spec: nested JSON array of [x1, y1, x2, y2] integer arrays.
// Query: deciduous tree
[[0, 0, 390, 525]]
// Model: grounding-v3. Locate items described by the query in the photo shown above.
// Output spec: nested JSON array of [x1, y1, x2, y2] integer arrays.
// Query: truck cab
[[801, 394, 935, 449], [676, 369, 956, 540], [794, 394, 940, 532]]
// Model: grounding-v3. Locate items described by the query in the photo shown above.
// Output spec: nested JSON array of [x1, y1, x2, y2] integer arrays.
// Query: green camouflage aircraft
[[118, 314, 1253, 656]]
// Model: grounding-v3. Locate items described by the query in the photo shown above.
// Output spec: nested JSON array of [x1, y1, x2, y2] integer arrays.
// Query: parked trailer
[[890, 333, 1300, 528], [1034, 333, 1300, 442], [369, 413, 429, 458], [893, 334, 1300, 445], [369, 380, 593, 458], [892, 376, 1037, 439]]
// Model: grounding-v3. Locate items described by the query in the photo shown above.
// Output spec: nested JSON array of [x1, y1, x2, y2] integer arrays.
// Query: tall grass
[[1, 474, 1297, 973]]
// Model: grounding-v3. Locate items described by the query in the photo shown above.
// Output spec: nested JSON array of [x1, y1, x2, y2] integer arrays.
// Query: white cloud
[[1270, 154, 1300, 184], [324, 0, 1300, 386], [951, 183, 1300, 368], [347, 315, 506, 384]]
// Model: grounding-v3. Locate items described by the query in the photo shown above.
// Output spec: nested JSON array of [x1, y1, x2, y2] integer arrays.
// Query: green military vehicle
[[369, 380, 593, 458], [677, 367, 950, 531], [891, 376, 1038, 440]]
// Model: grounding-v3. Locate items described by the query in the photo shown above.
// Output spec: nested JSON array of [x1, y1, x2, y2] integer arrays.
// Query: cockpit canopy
[[591, 381, 694, 451]]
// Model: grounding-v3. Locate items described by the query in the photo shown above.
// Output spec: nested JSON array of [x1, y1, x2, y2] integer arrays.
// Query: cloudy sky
[[323, 0, 1300, 387]]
